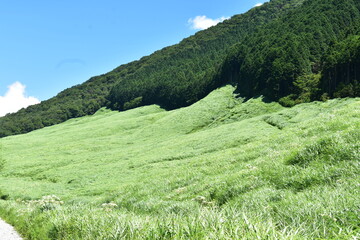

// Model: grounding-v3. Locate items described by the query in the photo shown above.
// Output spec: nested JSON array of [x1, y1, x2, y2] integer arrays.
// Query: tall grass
[[0, 86, 359, 239]]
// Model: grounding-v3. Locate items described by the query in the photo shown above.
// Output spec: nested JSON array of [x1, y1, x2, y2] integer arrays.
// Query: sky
[[0, 0, 266, 117]]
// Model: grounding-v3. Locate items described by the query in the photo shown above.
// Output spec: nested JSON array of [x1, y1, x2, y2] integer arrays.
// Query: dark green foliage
[[278, 94, 297, 107], [0, 192, 9, 200], [279, 73, 322, 106], [221, 0, 360, 101], [0, 61, 143, 137], [107, 0, 306, 111], [293, 74, 321, 102], [123, 97, 143, 110], [321, 35, 360, 97], [109, 0, 360, 110]]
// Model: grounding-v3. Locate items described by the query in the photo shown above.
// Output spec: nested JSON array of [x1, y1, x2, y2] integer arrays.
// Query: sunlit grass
[[0, 86, 359, 239]]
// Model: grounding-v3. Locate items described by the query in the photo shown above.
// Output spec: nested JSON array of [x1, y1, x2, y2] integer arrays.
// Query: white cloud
[[254, 3, 264, 7], [188, 15, 229, 30], [0, 82, 40, 117]]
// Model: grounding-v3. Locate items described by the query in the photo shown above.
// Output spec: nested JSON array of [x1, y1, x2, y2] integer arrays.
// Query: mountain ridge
[[1, 0, 360, 138]]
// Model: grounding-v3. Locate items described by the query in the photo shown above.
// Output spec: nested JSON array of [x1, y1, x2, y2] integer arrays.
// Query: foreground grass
[[0, 86, 359, 239]]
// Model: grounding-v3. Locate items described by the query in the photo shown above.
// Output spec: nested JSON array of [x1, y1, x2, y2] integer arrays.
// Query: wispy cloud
[[188, 15, 229, 30], [0, 82, 40, 117], [254, 3, 264, 7]]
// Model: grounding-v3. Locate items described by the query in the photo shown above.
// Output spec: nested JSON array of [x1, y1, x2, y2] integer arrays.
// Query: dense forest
[[321, 34, 360, 98], [1, 0, 359, 137], [107, 0, 308, 110], [214, 0, 360, 106], [0, 62, 139, 137], [109, 0, 360, 109]]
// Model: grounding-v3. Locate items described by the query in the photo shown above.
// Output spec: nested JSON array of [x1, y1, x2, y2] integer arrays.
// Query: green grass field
[[0, 85, 359, 239]]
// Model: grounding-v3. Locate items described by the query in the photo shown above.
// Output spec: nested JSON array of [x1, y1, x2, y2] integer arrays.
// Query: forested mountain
[[1, 0, 359, 137], [109, 0, 360, 108], [219, 0, 360, 99], [0, 0, 304, 137], [107, 0, 307, 110]]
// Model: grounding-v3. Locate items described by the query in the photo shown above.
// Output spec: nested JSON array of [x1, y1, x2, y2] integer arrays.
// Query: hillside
[[0, 0, 359, 238], [108, 0, 360, 109], [0, 0, 306, 138], [2, 0, 360, 138], [0, 86, 359, 239], [218, 0, 360, 102]]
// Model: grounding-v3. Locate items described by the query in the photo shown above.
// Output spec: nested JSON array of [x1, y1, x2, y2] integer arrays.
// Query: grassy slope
[[0, 86, 359, 239]]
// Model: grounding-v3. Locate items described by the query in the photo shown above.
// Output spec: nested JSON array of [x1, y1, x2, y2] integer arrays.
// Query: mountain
[[0, 0, 306, 137], [1, 0, 359, 138], [108, 0, 360, 108], [1, 1, 360, 238]]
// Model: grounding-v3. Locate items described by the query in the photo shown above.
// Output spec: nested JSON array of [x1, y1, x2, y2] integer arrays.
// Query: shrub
[[279, 94, 297, 107], [123, 97, 143, 110]]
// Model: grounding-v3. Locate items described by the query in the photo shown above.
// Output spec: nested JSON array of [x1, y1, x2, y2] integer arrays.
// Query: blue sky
[[0, 0, 266, 116]]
